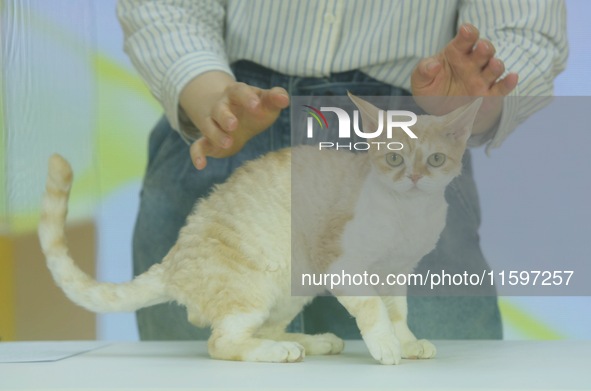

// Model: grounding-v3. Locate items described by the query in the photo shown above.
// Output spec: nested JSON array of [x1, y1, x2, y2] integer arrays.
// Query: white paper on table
[[0, 341, 109, 363]]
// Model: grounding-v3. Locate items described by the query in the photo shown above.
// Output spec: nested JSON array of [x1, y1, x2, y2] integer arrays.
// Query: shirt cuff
[[161, 51, 234, 143], [466, 84, 520, 152], [484, 85, 520, 153]]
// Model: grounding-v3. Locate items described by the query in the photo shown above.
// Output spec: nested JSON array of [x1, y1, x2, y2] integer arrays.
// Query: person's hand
[[411, 23, 519, 134], [180, 71, 290, 170]]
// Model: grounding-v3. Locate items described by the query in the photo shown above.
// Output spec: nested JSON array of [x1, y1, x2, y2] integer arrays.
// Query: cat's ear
[[348, 92, 382, 133], [442, 98, 483, 143]]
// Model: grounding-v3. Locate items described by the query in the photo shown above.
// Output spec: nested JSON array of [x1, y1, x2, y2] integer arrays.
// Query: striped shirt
[[117, 0, 568, 150]]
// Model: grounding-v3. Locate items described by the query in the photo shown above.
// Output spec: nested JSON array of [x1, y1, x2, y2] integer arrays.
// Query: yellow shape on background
[[499, 298, 563, 340]]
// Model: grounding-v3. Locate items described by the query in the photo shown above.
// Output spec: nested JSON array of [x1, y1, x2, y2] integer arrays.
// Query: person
[[117, 0, 568, 340]]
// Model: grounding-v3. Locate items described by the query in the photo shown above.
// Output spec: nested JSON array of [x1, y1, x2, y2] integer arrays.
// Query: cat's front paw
[[363, 328, 402, 365], [402, 339, 436, 359], [304, 333, 344, 355]]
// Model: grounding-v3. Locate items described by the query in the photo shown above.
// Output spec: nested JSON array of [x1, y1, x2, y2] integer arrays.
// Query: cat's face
[[350, 94, 482, 195]]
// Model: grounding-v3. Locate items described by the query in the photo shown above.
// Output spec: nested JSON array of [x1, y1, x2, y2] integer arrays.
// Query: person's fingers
[[227, 82, 260, 110], [259, 87, 290, 110], [411, 57, 442, 89], [490, 72, 519, 96], [450, 23, 480, 54], [200, 116, 233, 149], [190, 137, 211, 170], [211, 102, 238, 133], [471, 39, 496, 69], [481, 58, 506, 87]]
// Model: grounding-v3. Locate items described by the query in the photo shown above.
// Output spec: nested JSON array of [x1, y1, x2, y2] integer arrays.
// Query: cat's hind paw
[[402, 339, 436, 359], [243, 340, 305, 363], [304, 333, 344, 355]]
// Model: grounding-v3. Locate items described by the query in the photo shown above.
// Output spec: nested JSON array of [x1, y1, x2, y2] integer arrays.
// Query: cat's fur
[[38, 95, 481, 364]]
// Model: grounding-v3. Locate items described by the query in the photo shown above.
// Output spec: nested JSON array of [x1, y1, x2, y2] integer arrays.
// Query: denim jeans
[[133, 61, 502, 340]]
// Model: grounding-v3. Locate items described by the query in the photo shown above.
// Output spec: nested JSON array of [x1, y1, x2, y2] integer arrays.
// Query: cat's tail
[[38, 154, 170, 313]]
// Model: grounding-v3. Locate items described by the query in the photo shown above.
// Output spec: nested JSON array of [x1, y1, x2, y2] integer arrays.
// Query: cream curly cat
[[38, 95, 481, 364]]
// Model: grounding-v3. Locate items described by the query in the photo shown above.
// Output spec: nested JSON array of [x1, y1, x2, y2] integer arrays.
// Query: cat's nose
[[408, 174, 423, 184]]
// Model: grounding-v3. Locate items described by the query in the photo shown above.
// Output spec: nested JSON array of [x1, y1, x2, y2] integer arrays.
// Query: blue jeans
[[133, 61, 502, 340]]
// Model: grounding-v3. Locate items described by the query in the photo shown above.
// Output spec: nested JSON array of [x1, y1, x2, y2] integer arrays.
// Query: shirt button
[[324, 13, 336, 24]]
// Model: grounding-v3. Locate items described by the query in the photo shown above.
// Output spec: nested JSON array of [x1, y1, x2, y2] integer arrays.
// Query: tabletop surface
[[0, 340, 589, 390]]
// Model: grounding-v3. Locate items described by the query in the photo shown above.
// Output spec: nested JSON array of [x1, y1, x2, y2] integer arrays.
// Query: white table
[[0, 340, 589, 390]]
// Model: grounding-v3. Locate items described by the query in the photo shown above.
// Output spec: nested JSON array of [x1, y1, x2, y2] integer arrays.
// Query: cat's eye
[[427, 153, 446, 167], [385, 153, 404, 167]]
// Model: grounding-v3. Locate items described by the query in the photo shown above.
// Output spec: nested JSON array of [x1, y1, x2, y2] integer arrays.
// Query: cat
[[38, 94, 481, 364]]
